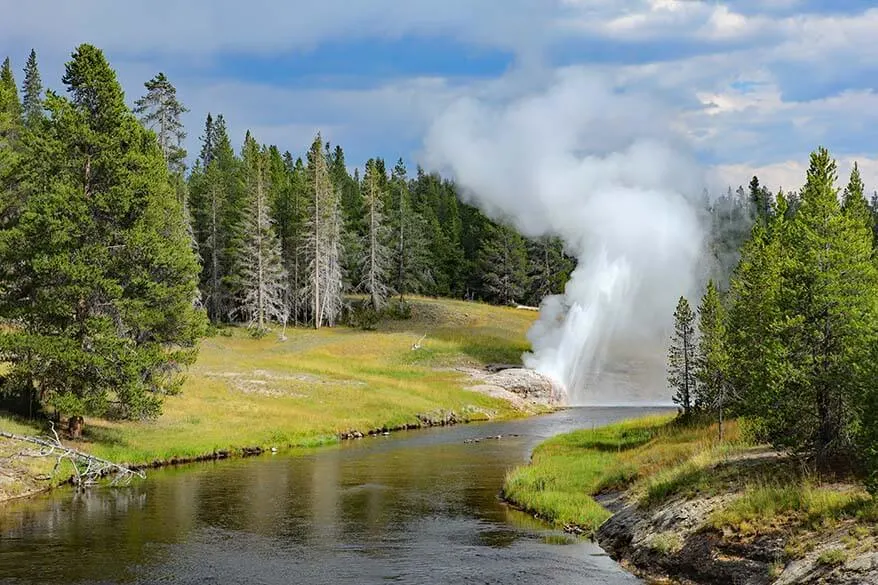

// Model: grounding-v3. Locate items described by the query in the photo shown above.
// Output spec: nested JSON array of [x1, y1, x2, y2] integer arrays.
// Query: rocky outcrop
[[595, 491, 878, 585], [465, 366, 564, 410], [596, 493, 775, 585]]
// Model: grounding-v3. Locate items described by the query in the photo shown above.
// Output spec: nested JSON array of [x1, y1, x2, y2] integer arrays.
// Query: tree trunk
[[68, 416, 84, 440]]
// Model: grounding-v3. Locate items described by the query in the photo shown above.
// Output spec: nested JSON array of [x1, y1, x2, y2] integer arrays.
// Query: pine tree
[[871, 192, 878, 248], [748, 175, 773, 226], [20, 49, 43, 128], [198, 113, 215, 168], [188, 114, 242, 323], [782, 147, 878, 462], [323, 188, 345, 326], [727, 193, 790, 442], [192, 162, 229, 321], [134, 72, 189, 175], [527, 236, 574, 306], [359, 158, 392, 310], [278, 155, 308, 325], [0, 44, 205, 422], [842, 162, 873, 230], [235, 137, 287, 335], [0, 56, 21, 148], [695, 280, 730, 438], [478, 223, 529, 305], [0, 57, 20, 120], [389, 159, 432, 301], [668, 296, 697, 416]]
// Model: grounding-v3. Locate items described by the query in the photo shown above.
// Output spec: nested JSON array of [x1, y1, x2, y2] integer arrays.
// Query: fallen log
[[0, 423, 144, 488]]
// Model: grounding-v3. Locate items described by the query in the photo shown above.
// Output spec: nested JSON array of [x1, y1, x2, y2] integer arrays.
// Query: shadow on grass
[[81, 423, 127, 447]]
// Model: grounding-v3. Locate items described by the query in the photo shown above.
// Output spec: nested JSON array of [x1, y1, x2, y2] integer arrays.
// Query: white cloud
[[1, 0, 877, 191], [715, 155, 878, 195]]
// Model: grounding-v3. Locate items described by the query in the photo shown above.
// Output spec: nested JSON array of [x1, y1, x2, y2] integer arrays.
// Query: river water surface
[[0, 407, 669, 584]]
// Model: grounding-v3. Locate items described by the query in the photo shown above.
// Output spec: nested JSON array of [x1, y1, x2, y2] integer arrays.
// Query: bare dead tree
[[1, 423, 145, 488], [235, 145, 287, 335], [359, 159, 392, 310]]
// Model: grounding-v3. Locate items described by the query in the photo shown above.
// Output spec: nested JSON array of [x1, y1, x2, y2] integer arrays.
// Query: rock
[[476, 368, 564, 406], [596, 493, 777, 585], [847, 552, 878, 572]]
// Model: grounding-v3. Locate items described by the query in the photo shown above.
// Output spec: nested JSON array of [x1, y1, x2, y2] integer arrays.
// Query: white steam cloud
[[422, 69, 706, 405]]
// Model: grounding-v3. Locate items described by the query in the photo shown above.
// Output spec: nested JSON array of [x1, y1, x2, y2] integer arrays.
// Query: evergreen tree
[[870, 192, 878, 248], [478, 223, 529, 306], [527, 236, 574, 306], [727, 192, 791, 440], [198, 113, 215, 168], [359, 158, 392, 310], [0, 57, 21, 148], [188, 115, 243, 322], [389, 159, 432, 301], [0, 44, 204, 421], [695, 280, 730, 438], [190, 162, 229, 321], [235, 137, 287, 334], [781, 148, 878, 462], [748, 175, 773, 226], [707, 186, 754, 289], [276, 155, 308, 325], [668, 296, 697, 416], [134, 72, 189, 175], [842, 162, 872, 230], [0, 64, 17, 182], [0, 57, 20, 121], [20, 49, 43, 128]]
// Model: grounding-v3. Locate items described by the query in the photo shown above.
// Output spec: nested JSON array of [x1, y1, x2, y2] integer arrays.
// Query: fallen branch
[[411, 332, 427, 351], [0, 422, 145, 488]]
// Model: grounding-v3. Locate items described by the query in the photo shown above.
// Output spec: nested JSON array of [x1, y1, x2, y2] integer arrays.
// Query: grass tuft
[[711, 483, 874, 535], [816, 548, 848, 567]]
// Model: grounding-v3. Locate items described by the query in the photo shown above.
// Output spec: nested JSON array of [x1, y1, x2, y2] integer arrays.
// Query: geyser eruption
[[422, 69, 705, 404]]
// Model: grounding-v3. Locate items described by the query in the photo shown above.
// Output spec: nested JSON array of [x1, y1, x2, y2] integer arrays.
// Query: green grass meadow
[[0, 297, 538, 467]]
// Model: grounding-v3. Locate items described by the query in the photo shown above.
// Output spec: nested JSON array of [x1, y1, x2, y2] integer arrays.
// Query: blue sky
[[2, 0, 877, 191]]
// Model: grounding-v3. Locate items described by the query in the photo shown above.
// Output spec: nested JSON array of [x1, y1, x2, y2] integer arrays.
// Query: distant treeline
[[185, 114, 577, 329]]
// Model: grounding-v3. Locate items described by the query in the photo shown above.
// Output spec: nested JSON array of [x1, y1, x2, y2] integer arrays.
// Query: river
[[0, 407, 670, 584]]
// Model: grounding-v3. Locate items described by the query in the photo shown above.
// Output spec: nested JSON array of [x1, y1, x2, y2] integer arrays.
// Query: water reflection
[[0, 407, 669, 585]]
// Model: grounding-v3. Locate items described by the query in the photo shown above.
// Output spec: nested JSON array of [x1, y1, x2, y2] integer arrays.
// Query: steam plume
[[422, 69, 706, 405]]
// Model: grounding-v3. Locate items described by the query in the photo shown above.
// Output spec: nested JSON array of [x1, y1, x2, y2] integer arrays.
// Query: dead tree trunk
[[0, 423, 145, 488]]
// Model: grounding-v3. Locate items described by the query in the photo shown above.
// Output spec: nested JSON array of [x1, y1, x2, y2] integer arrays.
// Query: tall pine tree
[[134, 72, 189, 175], [668, 296, 697, 417], [0, 44, 204, 422], [782, 148, 878, 462], [841, 161, 872, 230], [359, 158, 392, 310], [478, 223, 529, 306], [695, 280, 730, 437], [20, 49, 43, 128]]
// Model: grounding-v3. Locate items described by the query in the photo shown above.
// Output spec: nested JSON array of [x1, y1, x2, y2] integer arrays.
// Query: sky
[[1, 0, 877, 194]]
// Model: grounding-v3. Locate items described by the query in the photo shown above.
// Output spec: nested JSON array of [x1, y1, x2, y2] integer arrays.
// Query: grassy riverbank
[[0, 297, 538, 474], [504, 415, 878, 583], [502, 413, 734, 532]]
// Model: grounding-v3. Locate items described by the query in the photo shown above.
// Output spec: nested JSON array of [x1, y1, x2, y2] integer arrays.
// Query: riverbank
[[0, 297, 553, 500], [503, 415, 878, 584]]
